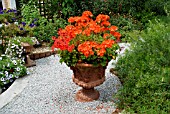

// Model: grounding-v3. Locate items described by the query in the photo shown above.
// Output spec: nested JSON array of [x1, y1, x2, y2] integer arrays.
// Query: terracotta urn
[[71, 63, 107, 102]]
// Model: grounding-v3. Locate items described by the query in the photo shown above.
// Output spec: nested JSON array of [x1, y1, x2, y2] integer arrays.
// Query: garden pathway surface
[[0, 55, 122, 114]]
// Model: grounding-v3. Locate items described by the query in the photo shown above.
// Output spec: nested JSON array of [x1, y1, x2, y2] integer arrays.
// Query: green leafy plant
[[113, 20, 170, 113], [1, 22, 36, 37], [33, 17, 67, 44], [0, 9, 17, 23], [0, 55, 27, 88], [4, 37, 27, 63], [21, 1, 41, 24], [47, 0, 75, 19], [109, 13, 143, 42], [0, 36, 30, 88]]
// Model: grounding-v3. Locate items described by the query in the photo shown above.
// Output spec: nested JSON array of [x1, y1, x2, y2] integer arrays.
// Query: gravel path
[[0, 54, 122, 114]]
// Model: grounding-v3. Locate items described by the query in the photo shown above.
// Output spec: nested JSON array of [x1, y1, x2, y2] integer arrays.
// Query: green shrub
[[32, 17, 67, 44], [119, 0, 168, 23], [19, 1, 66, 43], [18, 0, 169, 24], [20, 1, 41, 24], [114, 21, 170, 113], [109, 14, 143, 42], [0, 9, 17, 23]]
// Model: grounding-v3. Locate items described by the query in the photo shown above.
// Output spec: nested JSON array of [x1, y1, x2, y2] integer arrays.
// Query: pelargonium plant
[[52, 11, 121, 67]]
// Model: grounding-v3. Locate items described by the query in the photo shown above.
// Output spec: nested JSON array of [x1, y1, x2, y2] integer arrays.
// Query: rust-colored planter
[[71, 63, 106, 102]]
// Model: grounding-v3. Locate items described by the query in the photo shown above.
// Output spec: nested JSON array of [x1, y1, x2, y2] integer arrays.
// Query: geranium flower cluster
[[52, 11, 121, 66], [78, 40, 115, 57]]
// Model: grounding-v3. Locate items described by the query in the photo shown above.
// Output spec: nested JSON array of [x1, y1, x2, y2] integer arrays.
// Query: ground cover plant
[[0, 55, 27, 90], [0, 36, 32, 91], [113, 20, 170, 113]]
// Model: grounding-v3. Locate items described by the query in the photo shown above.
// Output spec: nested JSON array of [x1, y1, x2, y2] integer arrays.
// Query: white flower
[[7, 77, 11, 80], [7, 63, 10, 67], [0, 57, 2, 60], [19, 52, 23, 55], [10, 79, 13, 82], [16, 45, 19, 49], [5, 73, 8, 77], [15, 76, 19, 78], [16, 67, 20, 71], [3, 82, 7, 84], [12, 60, 17, 65], [27, 71, 30, 75], [11, 44, 15, 48], [10, 52, 13, 56], [11, 45, 15, 48], [0, 72, 3, 74], [22, 58, 25, 63], [1, 54, 5, 57], [1, 77, 5, 81], [11, 57, 15, 60], [5, 48, 9, 54], [5, 71, 8, 75], [9, 74, 13, 78]]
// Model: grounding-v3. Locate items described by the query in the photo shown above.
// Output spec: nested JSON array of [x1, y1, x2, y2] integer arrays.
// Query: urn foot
[[75, 88, 99, 102]]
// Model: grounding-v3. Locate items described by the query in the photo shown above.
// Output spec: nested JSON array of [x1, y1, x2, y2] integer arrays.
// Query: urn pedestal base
[[71, 63, 106, 102], [76, 88, 99, 102]]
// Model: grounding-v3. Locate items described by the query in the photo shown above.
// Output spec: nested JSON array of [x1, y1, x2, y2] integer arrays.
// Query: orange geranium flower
[[52, 11, 121, 66], [103, 33, 111, 39], [110, 26, 118, 32], [82, 11, 93, 17], [97, 48, 106, 57], [101, 21, 111, 27], [111, 31, 121, 38], [68, 17, 75, 23], [96, 14, 110, 23]]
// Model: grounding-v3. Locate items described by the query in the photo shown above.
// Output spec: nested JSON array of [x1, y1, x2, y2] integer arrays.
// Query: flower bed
[[0, 55, 28, 94]]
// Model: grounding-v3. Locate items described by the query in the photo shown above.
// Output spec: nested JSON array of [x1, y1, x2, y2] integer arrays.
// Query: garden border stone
[[0, 76, 28, 109]]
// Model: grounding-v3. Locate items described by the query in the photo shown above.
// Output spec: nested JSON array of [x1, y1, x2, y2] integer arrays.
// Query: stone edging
[[30, 50, 57, 60]]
